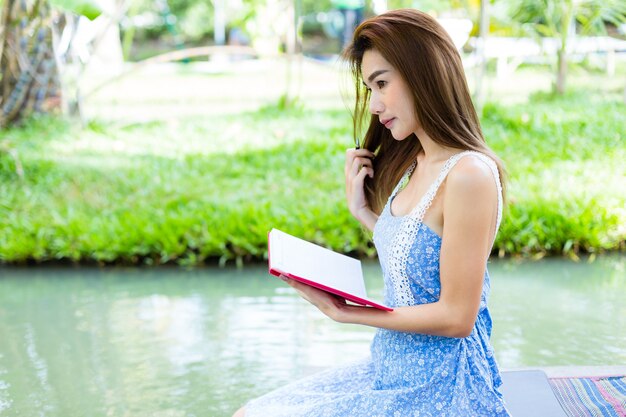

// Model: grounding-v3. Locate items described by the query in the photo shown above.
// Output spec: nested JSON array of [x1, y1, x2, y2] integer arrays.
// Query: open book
[[268, 228, 392, 311]]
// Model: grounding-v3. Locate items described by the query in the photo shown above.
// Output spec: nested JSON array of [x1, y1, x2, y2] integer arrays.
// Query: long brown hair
[[343, 8, 506, 214]]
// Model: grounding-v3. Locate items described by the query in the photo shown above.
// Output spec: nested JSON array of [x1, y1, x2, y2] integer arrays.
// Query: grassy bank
[[0, 90, 624, 265]]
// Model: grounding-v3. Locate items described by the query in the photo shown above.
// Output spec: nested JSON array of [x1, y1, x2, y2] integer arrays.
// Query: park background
[[1, 0, 625, 416]]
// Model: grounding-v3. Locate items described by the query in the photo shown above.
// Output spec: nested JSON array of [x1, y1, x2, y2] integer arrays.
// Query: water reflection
[[0, 256, 623, 417], [489, 256, 626, 367]]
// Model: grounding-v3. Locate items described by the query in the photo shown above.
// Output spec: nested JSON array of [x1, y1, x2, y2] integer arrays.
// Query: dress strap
[[390, 160, 417, 198], [408, 151, 503, 232]]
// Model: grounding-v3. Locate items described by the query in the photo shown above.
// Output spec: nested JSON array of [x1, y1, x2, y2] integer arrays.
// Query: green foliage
[[0, 91, 624, 265], [481, 91, 625, 257], [178, 1, 213, 40], [49, 0, 102, 20], [506, 0, 626, 94], [258, 94, 306, 115], [509, 0, 626, 36]]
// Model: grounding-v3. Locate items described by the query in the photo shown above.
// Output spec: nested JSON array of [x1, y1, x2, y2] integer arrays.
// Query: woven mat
[[549, 376, 626, 417]]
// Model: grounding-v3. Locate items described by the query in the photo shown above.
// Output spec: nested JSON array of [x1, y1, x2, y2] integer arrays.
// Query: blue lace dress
[[245, 151, 511, 416]]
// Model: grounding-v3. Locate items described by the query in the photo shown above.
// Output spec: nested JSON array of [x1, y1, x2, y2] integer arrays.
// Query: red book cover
[[268, 229, 392, 312]]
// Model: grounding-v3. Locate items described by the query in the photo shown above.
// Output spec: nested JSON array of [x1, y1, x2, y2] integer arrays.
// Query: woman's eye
[[377, 80, 386, 89]]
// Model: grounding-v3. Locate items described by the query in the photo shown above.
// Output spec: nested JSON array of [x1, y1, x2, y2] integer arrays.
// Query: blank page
[[269, 229, 368, 298]]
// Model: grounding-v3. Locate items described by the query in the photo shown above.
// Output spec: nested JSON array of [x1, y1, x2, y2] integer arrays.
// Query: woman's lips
[[381, 118, 395, 128]]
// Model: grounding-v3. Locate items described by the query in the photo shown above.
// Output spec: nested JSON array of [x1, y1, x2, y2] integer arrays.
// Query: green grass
[[482, 91, 625, 258], [0, 89, 624, 265]]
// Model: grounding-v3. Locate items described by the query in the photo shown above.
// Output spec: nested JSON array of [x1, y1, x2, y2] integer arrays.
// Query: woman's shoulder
[[445, 153, 498, 200]]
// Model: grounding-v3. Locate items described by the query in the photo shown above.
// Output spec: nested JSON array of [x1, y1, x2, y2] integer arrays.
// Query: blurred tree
[[0, 0, 60, 127], [474, 0, 488, 112], [300, 0, 332, 14], [125, 0, 337, 49], [0, 0, 101, 127], [510, 0, 626, 94]]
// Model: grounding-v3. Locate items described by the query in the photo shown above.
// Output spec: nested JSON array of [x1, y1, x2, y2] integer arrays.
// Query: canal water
[[0, 256, 624, 416]]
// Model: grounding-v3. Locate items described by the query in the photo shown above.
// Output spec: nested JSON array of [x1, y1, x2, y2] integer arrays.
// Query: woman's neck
[[415, 130, 459, 165]]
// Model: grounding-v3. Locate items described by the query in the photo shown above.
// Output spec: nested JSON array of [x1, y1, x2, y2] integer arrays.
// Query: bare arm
[[344, 148, 378, 231], [288, 156, 498, 338]]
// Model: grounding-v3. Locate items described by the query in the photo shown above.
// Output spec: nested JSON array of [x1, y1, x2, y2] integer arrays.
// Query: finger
[[353, 166, 374, 183], [350, 157, 372, 177], [279, 274, 295, 286], [352, 148, 375, 158], [348, 166, 371, 192], [350, 157, 373, 179], [345, 148, 375, 172], [292, 285, 322, 305], [288, 279, 318, 296], [355, 157, 373, 168], [346, 148, 374, 157], [295, 289, 309, 300], [345, 149, 357, 173]]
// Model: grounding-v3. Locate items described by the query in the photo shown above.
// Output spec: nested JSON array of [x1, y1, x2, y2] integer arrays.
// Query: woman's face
[[361, 49, 419, 141]]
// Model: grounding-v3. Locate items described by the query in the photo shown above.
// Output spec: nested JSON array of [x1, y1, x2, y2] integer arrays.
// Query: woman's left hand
[[280, 275, 348, 322]]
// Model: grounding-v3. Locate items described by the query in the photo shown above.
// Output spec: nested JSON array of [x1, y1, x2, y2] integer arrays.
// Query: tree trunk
[[554, 2, 575, 96], [556, 47, 567, 94], [0, 0, 61, 128], [474, 0, 489, 114], [213, 0, 226, 46]]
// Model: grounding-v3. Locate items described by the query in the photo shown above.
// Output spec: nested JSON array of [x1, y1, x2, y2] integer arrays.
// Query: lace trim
[[385, 151, 503, 306], [384, 161, 416, 211]]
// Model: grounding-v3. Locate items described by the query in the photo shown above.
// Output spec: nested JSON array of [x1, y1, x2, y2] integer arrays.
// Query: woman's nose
[[369, 94, 384, 114]]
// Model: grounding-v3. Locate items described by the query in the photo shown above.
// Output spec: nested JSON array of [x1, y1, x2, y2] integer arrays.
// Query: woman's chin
[[391, 131, 412, 141]]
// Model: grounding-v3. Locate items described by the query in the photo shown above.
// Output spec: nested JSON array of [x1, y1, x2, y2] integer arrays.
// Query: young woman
[[234, 8, 510, 416]]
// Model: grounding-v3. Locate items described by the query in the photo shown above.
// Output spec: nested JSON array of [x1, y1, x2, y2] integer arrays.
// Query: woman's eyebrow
[[367, 69, 389, 83]]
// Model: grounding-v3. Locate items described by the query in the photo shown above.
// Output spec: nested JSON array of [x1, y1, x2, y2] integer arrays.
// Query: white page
[[269, 229, 368, 298]]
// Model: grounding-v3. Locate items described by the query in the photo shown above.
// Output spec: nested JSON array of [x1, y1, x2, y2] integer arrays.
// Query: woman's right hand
[[345, 148, 378, 230]]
